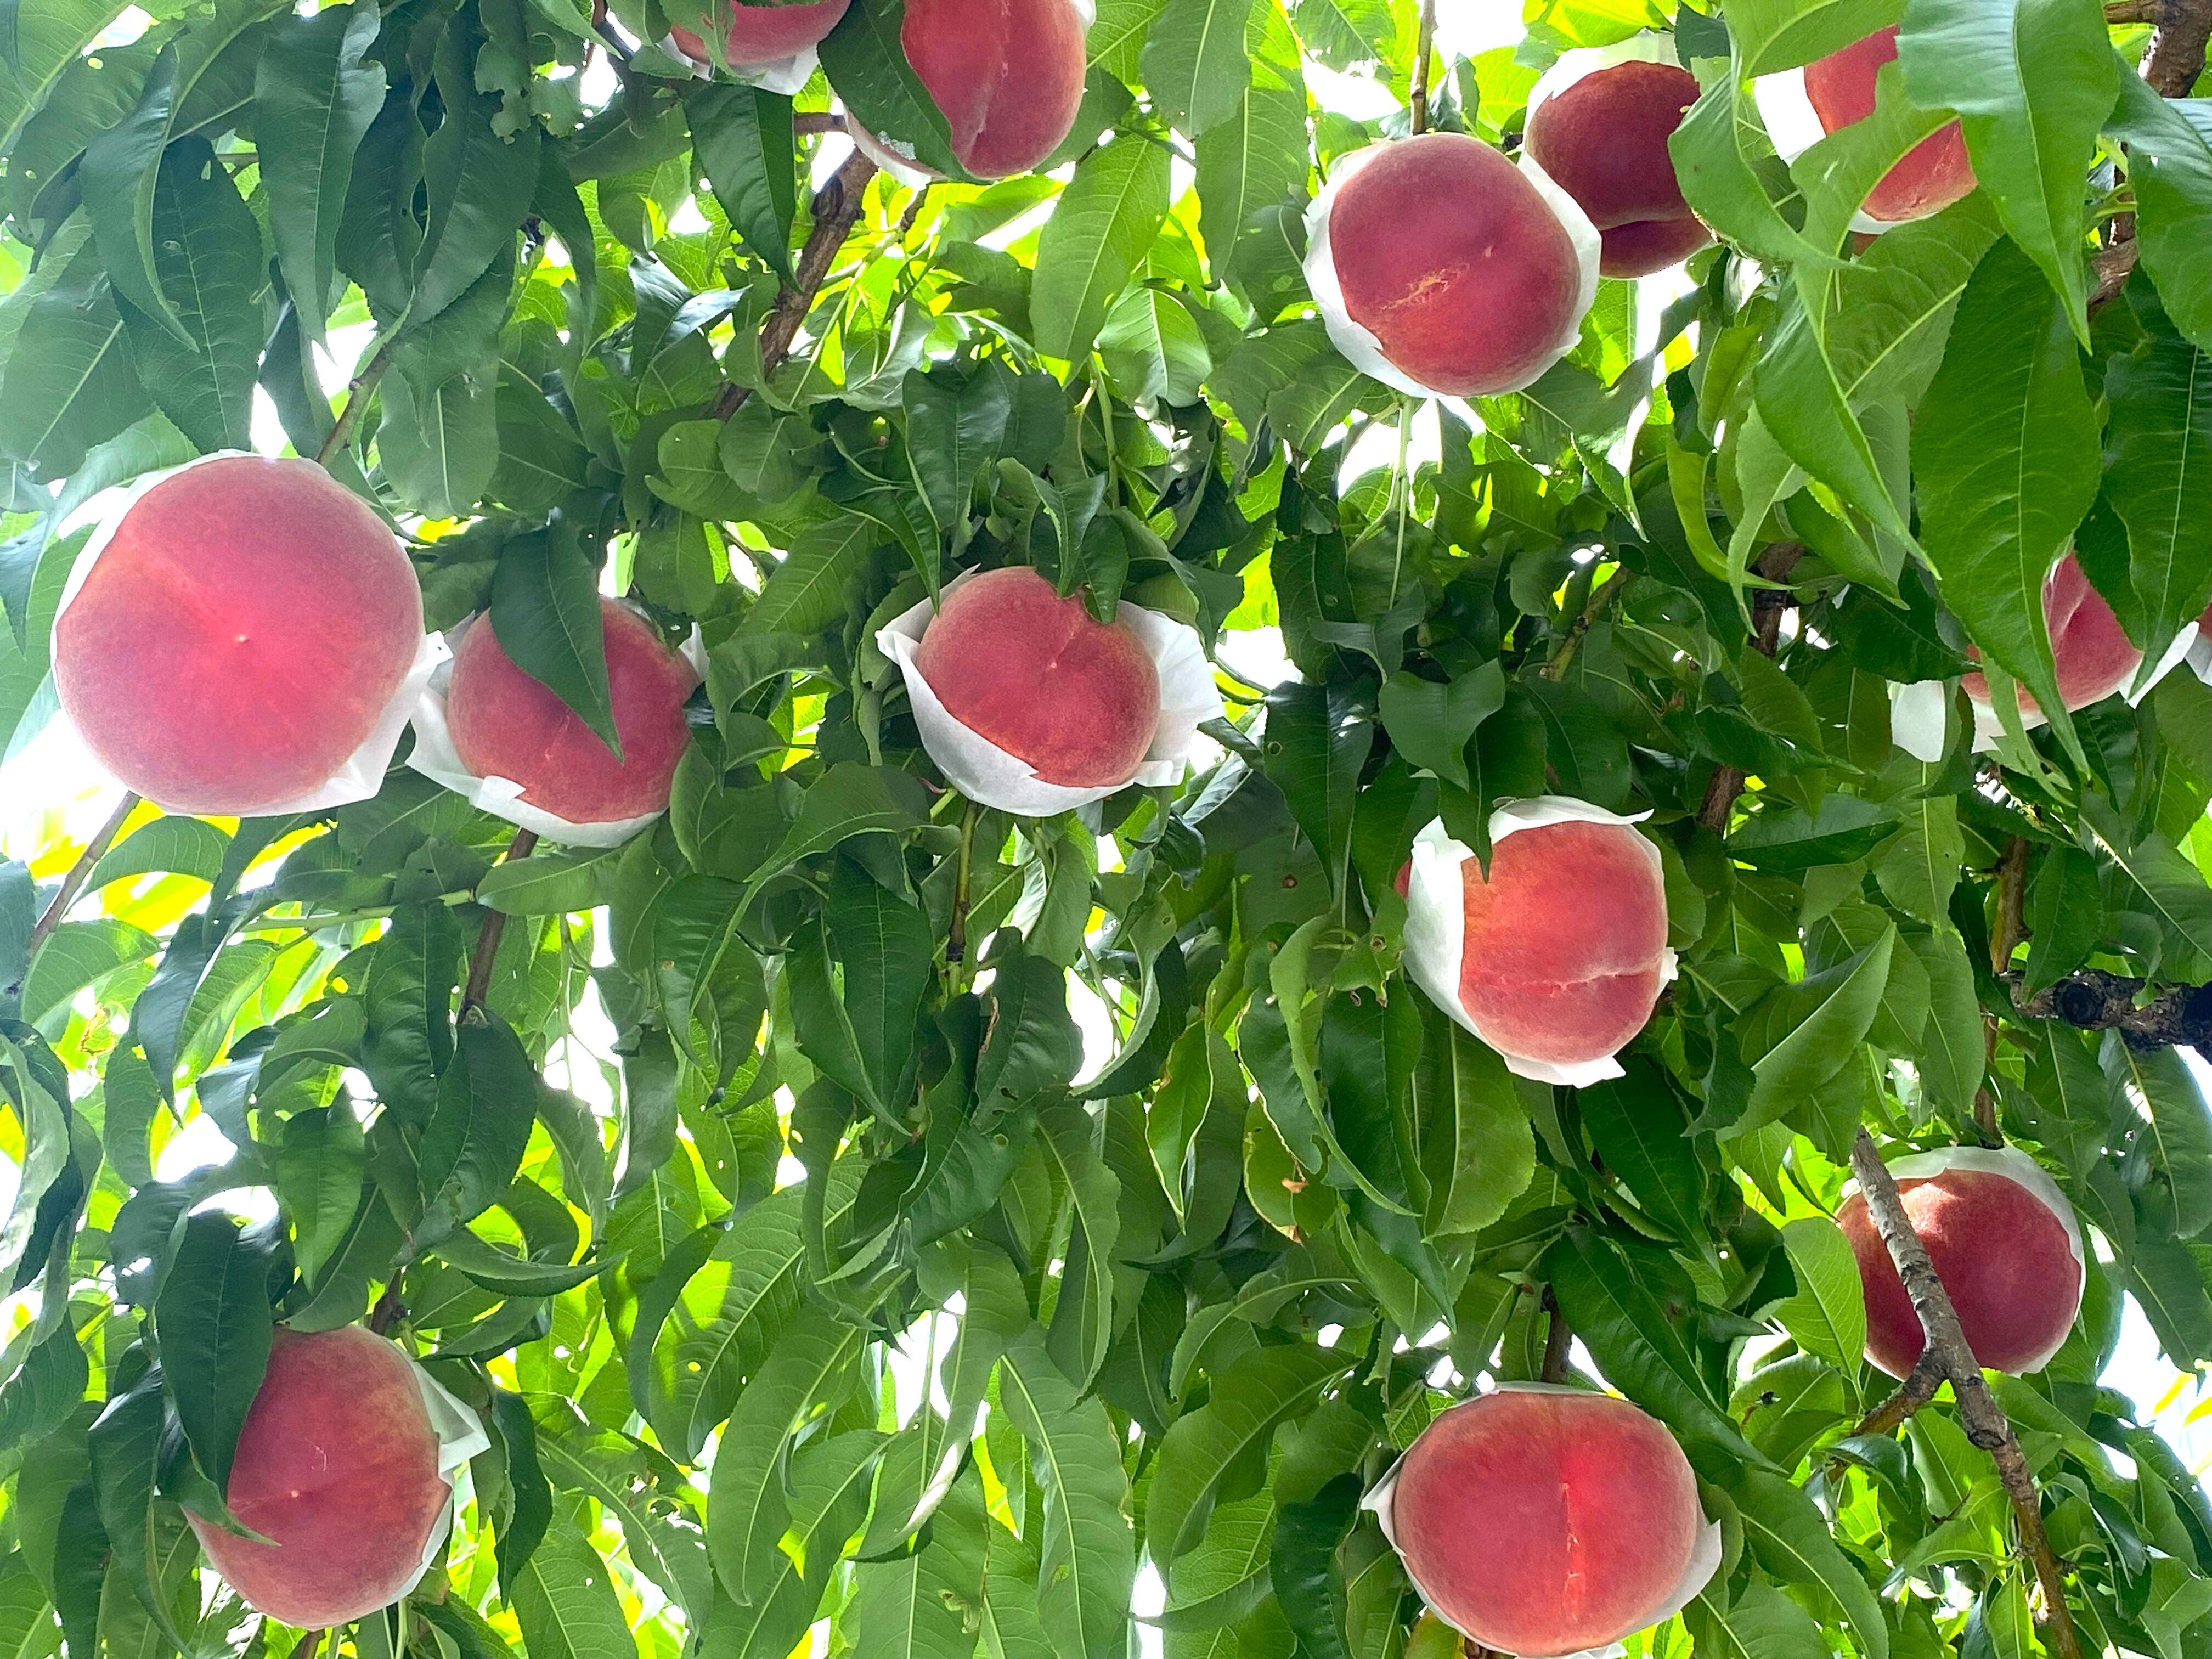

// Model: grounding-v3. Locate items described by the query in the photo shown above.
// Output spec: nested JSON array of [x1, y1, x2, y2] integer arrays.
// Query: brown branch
[[459, 829, 538, 1020], [1541, 567, 1632, 682], [1848, 1131, 2082, 1659], [2013, 968, 2212, 1059], [7, 792, 139, 996], [1699, 546, 1803, 833], [2143, 0, 2212, 95], [315, 341, 394, 467], [794, 110, 845, 136], [1540, 1286, 1572, 1385], [713, 148, 878, 421], [1823, 1352, 1945, 1482], [367, 1280, 405, 1335], [1409, 0, 1437, 136], [2092, 0, 2212, 313]]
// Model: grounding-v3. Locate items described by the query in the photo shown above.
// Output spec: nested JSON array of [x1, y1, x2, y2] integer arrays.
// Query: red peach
[[188, 1327, 450, 1628], [1802, 27, 1976, 223], [447, 599, 697, 825], [1526, 60, 1711, 278], [1837, 1148, 2083, 1378], [884, 0, 1088, 179], [1962, 552, 2141, 719], [1384, 1389, 1704, 1656], [1452, 819, 1670, 1069], [1321, 133, 1590, 397], [912, 567, 1160, 788], [670, 0, 849, 66], [53, 456, 424, 816]]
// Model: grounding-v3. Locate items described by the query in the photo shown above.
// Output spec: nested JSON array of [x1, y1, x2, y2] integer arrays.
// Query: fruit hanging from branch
[[1305, 132, 1600, 398], [1398, 798, 1675, 1085], [187, 1327, 484, 1629], [1838, 1145, 2087, 1379], [1368, 1386, 1721, 1659], [847, 0, 1092, 180], [1525, 37, 1712, 277], [51, 454, 432, 818]]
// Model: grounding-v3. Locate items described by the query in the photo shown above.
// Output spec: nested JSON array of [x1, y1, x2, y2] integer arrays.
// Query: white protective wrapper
[[403, 1357, 493, 1593], [1362, 1382, 1725, 1659], [52, 450, 442, 818], [405, 610, 708, 848], [1750, 64, 1909, 237], [1888, 622, 2200, 763], [1400, 798, 1678, 1087], [842, 0, 1097, 185], [1302, 138, 1602, 403], [1526, 30, 1684, 122], [876, 569, 1224, 816], [1842, 1144, 2086, 1373]]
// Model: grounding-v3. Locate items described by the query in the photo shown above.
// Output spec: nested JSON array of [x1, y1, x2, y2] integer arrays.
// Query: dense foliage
[[2, 0, 2212, 1656]]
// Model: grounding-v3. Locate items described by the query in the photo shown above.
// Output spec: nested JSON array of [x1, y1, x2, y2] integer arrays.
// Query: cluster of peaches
[[53, 9, 2126, 1651]]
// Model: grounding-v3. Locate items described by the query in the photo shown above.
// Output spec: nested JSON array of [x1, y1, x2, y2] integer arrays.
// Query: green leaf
[[684, 82, 796, 286], [1579, 1063, 1705, 1244], [476, 845, 614, 916], [817, 0, 963, 178], [1378, 664, 1502, 794], [380, 362, 500, 520], [533, 1404, 710, 1615], [2107, 81, 2212, 355], [488, 518, 618, 755], [1146, 1342, 1351, 1582], [151, 1212, 274, 1498], [2104, 326, 2212, 667], [825, 857, 932, 1117], [1912, 238, 2098, 754], [1413, 1016, 1536, 1237], [1773, 1216, 1867, 1375], [254, 0, 385, 341], [745, 512, 883, 637], [417, 1015, 542, 1235], [739, 763, 928, 911], [1263, 680, 1370, 896], [1195, 80, 1310, 288], [510, 1516, 634, 1659], [1740, 927, 1895, 1131], [702, 1309, 864, 1602], [1037, 1101, 1122, 1386], [411, 14, 538, 325], [1728, 1467, 1891, 1659], [0, 233, 147, 473], [1897, 0, 2118, 338], [1033, 132, 1172, 361], [1142, 0, 1255, 138], [1547, 1227, 1769, 1466], [2080, 797, 2212, 962], [998, 1331, 1138, 1659], [81, 47, 191, 346]]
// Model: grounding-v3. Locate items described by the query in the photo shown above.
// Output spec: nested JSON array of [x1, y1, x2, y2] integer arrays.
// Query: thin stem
[[946, 800, 979, 984], [1542, 567, 1632, 682], [1698, 546, 1802, 832], [1409, 0, 1438, 135], [1540, 1287, 1572, 1384], [714, 148, 878, 420], [1848, 1131, 2083, 1659], [1387, 397, 1413, 607], [459, 830, 539, 1020], [1827, 1352, 1945, 1480], [315, 341, 394, 467], [9, 792, 139, 996], [1974, 837, 2033, 1141]]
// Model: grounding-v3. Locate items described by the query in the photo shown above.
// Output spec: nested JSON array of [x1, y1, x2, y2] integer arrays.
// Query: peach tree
[[0, 0, 2209, 1655]]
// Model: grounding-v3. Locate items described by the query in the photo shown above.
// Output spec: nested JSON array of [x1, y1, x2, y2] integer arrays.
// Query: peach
[[52, 455, 424, 816], [1802, 27, 1976, 223], [852, 0, 1087, 180], [1961, 552, 2141, 721], [1307, 133, 1597, 399], [911, 567, 1159, 788], [1525, 59, 1711, 278], [1374, 1389, 1711, 1657], [1401, 803, 1672, 1080], [1837, 1146, 2084, 1378], [188, 1327, 450, 1627], [445, 599, 698, 826], [669, 0, 848, 66]]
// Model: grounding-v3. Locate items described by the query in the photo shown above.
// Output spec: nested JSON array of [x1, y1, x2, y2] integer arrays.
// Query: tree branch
[[1541, 566, 1632, 682], [713, 147, 878, 421], [2091, 0, 2212, 312], [794, 110, 845, 136], [1976, 837, 2032, 1141], [1848, 1131, 2082, 1659], [7, 792, 139, 997], [315, 341, 394, 467], [2012, 968, 2212, 1059], [1540, 1287, 1572, 1385], [459, 829, 538, 1021], [1699, 546, 1803, 833], [1409, 0, 1437, 136]]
